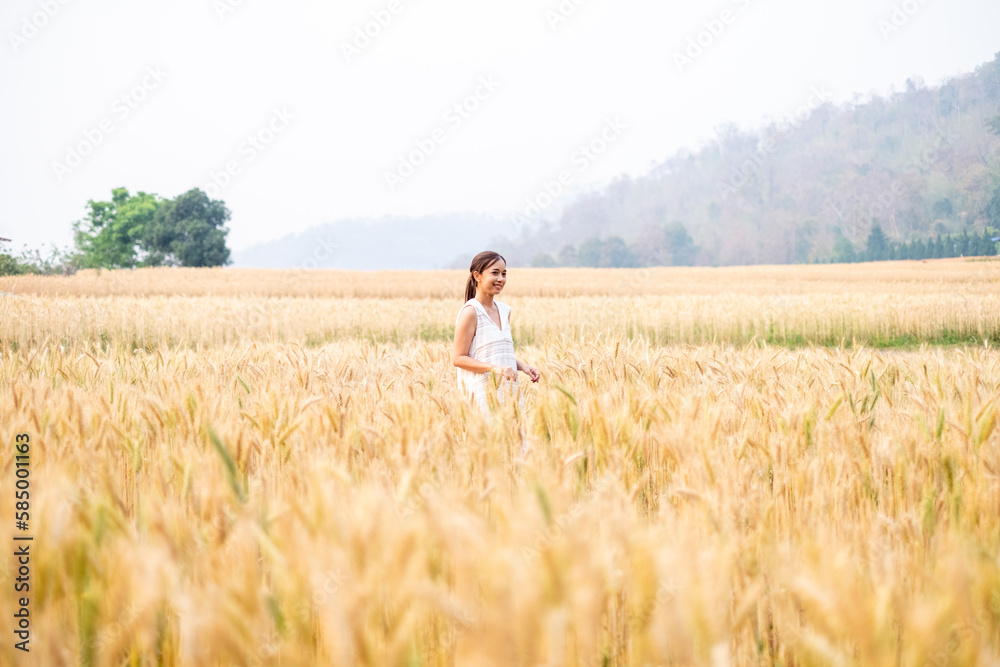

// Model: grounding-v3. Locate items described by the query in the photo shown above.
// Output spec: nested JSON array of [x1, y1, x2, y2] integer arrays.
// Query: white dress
[[455, 298, 524, 414]]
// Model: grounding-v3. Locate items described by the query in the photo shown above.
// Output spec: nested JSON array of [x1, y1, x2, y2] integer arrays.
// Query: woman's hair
[[465, 251, 506, 302]]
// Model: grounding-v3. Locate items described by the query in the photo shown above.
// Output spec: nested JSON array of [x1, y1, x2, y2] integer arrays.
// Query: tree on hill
[[557, 244, 578, 267], [663, 223, 699, 266], [977, 228, 998, 255], [531, 253, 557, 268], [794, 222, 817, 263], [576, 237, 603, 267], [932, 198, 954, 219], [865, 222, 888, 261], [599, 236, 636, 267], [987, 183, 1000, 229], [830, 238, 856, 263]]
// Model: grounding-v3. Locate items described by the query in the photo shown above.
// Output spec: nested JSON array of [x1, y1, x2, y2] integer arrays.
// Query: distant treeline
[[830, 224, 997, 263], [531, 222, 997, 268], [531, 222, 698, 267]]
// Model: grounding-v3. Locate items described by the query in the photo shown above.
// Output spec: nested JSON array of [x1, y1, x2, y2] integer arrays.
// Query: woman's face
[[475, 258, 507, 296]]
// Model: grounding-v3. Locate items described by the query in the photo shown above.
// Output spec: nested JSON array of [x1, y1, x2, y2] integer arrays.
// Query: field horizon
[[2, 259, 999, 352]]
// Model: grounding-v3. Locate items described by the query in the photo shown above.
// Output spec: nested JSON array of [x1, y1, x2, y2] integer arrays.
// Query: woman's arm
[[515, 358, 541, 382], [452, 306, 515, 378]]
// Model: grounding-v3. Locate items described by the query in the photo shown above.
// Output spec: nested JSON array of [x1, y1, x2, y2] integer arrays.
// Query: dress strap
[[499, 301, 511, 330], [457, 299, 481, 325]]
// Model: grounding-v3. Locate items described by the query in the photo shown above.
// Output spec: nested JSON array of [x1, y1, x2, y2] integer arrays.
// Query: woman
[[451, 251, 540, 415]]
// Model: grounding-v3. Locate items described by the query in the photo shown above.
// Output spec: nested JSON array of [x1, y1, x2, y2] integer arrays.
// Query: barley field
[[1, 261, 999, 666]]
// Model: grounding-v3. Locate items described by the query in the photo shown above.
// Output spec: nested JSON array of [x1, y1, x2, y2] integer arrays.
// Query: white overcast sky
[[1, 0, 998, 252]]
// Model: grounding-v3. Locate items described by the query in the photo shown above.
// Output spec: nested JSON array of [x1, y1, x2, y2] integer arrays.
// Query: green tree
[[531, 253, 557, 268], [72, 187, 231, 269], [0, 242, 80, 276], [987, 184, 1000, 229], [143, 189, 232, 267], [978, 229, 998, 256], [830, 238, 856, 263], [930, 235, 943, 259], [557, 244, 578, 267], [576, 237, 603, 267], [0, 253, 29, 276], [865, 222, 888, 261], [664, 222, 698, 266], [73, 188, 161, 269], [932, 198, 954, 219], [599, 236, 636, 267], [794, 222, 816, 263], [944, 235, 958, 258], [958, 231, 971, 256]]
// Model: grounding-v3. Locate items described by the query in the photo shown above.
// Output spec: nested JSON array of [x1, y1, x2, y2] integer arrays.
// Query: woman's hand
[[522, 364, 540, 383], [493, 365, 517, 381]]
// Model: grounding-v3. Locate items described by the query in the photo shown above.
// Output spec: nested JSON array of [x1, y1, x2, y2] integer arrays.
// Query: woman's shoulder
[[457, 299, 481, 319]]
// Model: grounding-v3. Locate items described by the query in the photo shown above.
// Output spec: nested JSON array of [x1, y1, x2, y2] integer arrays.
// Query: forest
[[507, 53, 1000, 268]]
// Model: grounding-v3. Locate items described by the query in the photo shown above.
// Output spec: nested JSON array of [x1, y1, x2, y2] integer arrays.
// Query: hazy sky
[[2, 0, 998, 252]]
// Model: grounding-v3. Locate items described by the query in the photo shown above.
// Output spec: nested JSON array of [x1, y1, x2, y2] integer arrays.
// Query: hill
[[489, 53, 1000, 268], [232, 213, 501, 270]]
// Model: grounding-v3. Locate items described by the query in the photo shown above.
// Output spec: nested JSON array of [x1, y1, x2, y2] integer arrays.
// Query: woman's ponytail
[[464, 274, 478, 302]]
